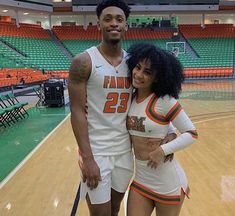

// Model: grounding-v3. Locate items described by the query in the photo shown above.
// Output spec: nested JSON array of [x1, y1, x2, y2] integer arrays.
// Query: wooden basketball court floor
[[0, 79, 235, 216]]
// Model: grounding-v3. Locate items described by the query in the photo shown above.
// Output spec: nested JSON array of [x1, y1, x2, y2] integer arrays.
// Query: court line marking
[[0, 114, 71, 190], [190, 111, 235, 118], [1, 112, 234, 195], [194, 114, 235, 124], [41, 114, 68, 116], [70, 183, 81, 216], [70, 113, 235, 214]]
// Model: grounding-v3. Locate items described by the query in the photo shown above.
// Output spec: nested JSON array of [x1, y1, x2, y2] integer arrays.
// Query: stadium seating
[[0, 68, 49, 88], [0, 22, 71, 72], [179, 24, 234, 77], [0, 22, 234, 87]]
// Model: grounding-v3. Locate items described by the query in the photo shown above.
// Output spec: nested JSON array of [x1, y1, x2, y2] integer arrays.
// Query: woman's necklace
[[98, 46, 123, 73]]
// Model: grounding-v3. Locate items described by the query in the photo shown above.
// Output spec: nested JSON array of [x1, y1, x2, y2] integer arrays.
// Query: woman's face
[[132, 59, 155, 91]]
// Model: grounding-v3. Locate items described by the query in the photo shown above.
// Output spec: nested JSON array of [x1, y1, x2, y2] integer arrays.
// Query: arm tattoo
[[69, 54, 90, 84]]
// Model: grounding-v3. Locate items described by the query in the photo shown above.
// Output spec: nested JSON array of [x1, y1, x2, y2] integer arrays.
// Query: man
[[68, 1, 175, 215]]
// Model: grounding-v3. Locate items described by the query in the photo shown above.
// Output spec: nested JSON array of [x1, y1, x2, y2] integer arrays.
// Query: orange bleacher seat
[[0, 22, 50, 39], [184, 67, 233, 78], [0, 68, 49, 87], [179, 24, 234, 38]]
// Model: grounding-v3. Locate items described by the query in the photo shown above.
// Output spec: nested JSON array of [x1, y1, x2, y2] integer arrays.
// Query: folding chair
[[6, 93, 29, 118], [33, 86, 45, 107], [0, 95, 19, 124], [0, 109, 7, 128]]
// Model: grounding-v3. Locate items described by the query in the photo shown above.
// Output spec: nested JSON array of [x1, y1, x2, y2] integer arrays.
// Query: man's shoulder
[[74, 50, 89, 60], [72, 51, 91, 66], [73, 46, 97, 62], [70, 51, 92, 78]]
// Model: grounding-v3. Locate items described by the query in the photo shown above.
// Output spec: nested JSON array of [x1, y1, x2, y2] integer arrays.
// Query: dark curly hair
[[126, 42, 185, 99], [96, 0, 130, 19]]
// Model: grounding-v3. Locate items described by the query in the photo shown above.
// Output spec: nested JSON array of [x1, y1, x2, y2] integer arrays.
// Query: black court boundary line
[[71, 183, 81, 216]]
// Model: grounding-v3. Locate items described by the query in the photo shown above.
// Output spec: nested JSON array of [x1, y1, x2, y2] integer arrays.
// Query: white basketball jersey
[[86, 46, 132, 155]]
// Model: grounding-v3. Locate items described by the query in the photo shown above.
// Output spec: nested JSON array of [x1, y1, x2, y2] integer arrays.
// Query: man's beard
[[110, 38, 120, 45]]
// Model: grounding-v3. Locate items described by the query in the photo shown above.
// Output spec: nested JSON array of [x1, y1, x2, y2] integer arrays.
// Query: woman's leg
[[155, 194, 185, 216], [127, 189, 154, 216]]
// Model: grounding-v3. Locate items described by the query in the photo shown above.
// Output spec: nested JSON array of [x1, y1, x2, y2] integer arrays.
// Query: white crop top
[[127, 93, 198, 155]]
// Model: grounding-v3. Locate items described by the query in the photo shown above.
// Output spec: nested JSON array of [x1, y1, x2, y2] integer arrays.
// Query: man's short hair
[[96, 0, 131, 19]]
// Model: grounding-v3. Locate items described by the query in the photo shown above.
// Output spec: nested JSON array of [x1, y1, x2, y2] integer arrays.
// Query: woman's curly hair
[[126, 42, 185, 99]]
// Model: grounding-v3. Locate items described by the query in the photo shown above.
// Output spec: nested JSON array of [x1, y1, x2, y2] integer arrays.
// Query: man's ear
[[125, 23, 128, 31]]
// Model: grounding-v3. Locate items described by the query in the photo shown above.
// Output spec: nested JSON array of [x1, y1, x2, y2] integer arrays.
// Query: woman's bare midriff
[[131, 135, 163, 160]]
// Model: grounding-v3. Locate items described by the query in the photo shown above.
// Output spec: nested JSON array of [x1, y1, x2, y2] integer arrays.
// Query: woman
[[126, 43, 198, 216]]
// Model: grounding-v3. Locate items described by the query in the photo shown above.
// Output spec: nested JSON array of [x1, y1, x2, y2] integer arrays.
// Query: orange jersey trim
[[165, 101, 182, 121], [146, 95, 169, 125]]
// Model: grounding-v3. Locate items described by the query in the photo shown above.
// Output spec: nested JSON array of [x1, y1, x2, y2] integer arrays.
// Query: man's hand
[[81, 157, 101, 190], [161, 133, 177, 162], [147, 147, 165, 169]]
